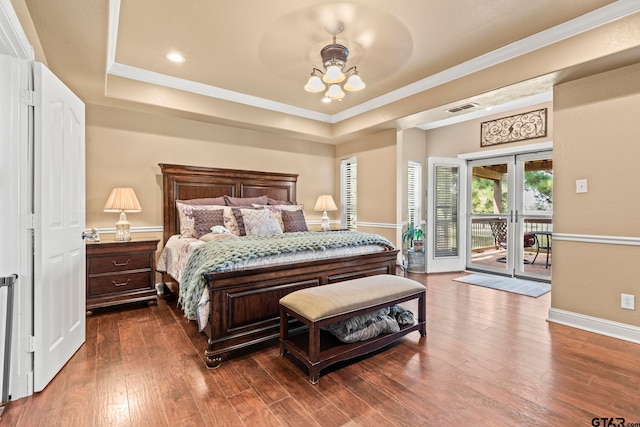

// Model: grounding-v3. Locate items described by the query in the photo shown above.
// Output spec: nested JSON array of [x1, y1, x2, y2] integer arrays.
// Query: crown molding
[[106, 0, 640, 124]]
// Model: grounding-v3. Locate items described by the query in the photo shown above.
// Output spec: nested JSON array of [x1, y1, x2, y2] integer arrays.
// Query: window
[[340, 157, 357, 230], [434, 165, 459, 257], [408, 161, 422, 226]]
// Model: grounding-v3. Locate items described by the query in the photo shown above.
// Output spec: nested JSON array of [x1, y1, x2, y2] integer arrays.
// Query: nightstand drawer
[[88, 253, 151, 274], [88, 271, 151, 297]]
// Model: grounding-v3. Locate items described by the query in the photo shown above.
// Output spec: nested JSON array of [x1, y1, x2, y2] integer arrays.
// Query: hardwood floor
[[3, 272, 640, 426]]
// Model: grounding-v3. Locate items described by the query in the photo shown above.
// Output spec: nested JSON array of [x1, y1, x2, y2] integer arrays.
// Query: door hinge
[[26, 213, 36, 230], [29, 335, 37, 353], [22, 90, 38, 107]]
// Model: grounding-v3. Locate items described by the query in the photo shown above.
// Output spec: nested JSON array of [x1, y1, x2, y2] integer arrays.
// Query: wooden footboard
[[201, 249, 399, 368]]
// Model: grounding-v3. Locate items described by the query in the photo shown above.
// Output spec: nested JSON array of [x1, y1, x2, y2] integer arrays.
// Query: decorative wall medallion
[[481, 108, 547, 147]]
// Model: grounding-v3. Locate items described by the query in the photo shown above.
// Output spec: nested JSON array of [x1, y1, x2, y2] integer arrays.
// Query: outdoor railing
[[471, 217, 552, 251]]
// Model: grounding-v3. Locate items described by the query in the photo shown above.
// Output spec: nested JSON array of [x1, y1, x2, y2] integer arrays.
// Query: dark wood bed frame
[[159, 163, 399, 368]]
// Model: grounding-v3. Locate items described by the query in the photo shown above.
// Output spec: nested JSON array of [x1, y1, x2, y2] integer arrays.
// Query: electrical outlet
[[621, 293, 635, 310]]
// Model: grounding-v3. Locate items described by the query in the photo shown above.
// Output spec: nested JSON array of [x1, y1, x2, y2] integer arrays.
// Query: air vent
[[446, 102, 479, 113]]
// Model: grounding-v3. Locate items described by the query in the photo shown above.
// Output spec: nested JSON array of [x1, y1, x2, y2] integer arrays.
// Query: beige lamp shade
[[314, 195, 338, 212], [103, 187, 142, 213], [103, 187, 141, 241]]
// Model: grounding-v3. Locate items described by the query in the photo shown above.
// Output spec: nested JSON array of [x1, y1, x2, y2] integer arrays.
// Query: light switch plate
[[576, 179, 588, 193]]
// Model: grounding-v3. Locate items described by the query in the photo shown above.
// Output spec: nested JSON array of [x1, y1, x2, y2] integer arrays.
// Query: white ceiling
[[22, 0, 640, 143]]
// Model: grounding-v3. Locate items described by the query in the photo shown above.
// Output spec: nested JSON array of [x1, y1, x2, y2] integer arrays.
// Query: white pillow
[[241, 208, 283, 236], [210, 225, 232, 234]]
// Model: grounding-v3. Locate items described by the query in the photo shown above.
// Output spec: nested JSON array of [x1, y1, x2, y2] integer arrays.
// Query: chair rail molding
[[552, 233, 640, 246]]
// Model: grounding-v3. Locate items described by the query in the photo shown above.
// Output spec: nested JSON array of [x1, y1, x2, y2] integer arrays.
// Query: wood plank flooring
[[2, 272, 640, 426]]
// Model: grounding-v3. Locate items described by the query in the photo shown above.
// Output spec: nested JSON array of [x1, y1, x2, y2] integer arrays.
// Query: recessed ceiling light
[[321, 97, 331, 103], [166, 53, 185, 63]]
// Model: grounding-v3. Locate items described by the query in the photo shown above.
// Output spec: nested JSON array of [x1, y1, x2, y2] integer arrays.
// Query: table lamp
[[103, 187, 142, 241], [314, 194, 338, 231]]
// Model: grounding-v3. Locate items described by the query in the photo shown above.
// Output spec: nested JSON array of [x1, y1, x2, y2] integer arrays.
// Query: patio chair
[[489, 221, 537, 263]]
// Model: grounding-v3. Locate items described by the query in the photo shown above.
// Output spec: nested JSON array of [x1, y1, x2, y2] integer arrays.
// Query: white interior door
[[33, 62, 86, 392], [426, 157, 467, 273]]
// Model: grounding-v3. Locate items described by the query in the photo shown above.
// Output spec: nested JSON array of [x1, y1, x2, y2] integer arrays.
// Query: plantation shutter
[[408, 161, 421, 226], [434, 165, 459, 257], [340, 157, 357, 230]]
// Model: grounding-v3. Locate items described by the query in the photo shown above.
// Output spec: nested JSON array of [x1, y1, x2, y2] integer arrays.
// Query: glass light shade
[[326, 84, 345, 100], [344, 74, 365, 91], [304, 75, 325, 93], [322, 65, 345, 84]]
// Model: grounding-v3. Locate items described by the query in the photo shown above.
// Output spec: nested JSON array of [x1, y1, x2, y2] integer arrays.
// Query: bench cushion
[[279, 275, 425, 322]]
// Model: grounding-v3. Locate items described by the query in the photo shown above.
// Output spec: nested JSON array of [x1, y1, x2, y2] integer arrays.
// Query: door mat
[[453, 273, 550, 298]]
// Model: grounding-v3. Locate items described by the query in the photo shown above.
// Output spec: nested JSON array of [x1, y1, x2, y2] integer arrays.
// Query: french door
[[466, 152, 552, 281]]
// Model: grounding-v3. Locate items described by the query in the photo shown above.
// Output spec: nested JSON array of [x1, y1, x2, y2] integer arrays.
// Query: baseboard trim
[[547, 308, 640, 344]]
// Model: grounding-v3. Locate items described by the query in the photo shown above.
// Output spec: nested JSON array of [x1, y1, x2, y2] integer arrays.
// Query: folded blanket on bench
[[321, 304, 415, 343]]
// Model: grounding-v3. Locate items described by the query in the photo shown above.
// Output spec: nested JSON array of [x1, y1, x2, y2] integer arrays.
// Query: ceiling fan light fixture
[[305, 22, 364, 101], [304, 74, 326, 92], [322, 65, 345, 84], [326, 84, 345, 100], [344, 70, 365, 91]]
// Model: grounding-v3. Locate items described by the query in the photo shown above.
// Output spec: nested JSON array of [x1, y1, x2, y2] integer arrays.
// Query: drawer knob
[[112, 279, 131, 287], [112, 259, 131, 267]]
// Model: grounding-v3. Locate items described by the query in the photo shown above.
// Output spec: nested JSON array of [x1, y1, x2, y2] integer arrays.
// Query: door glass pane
[[521, 157, 552, 278], [469, 161, 509, 271]]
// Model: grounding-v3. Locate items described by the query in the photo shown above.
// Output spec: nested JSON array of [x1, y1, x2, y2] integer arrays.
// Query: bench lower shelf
[[281, 322, 425, 383]]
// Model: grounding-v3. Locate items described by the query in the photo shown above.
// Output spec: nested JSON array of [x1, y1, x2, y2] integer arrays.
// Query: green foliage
[[472, 170, 552, 214], [524, 171, 553, 208], [472, 177, 506, 214], [402, 222, 425, 247]]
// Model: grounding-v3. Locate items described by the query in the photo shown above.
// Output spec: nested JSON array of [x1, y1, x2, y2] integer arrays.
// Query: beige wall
[[335, 129, 398, 244], [424, 101, 554, 157], [398, 128, 427, 249], [553, 62, 640, 326], [86, 104, 336, 243]]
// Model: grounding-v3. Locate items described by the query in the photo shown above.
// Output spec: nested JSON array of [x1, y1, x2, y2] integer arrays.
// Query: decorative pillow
[[241, 208, 283, 236], [192, 209, 225, 238], [253, 204, 304, 230], [177, 197, 227, 206], [224, 195, 268, 206], [267, 197, 294, 205], [175, 202, 225, 238], [222, 207, 242, 236], [230, 207, 249, 236], [281, 209, 308, 232], [256, 204, 304, 212]]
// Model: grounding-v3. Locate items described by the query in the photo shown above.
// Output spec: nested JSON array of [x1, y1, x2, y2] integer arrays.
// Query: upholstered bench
[[279, 274, 426, 384]]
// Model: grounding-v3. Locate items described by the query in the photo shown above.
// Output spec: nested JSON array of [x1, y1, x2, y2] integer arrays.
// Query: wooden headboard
[[159, 163, 298, 245]]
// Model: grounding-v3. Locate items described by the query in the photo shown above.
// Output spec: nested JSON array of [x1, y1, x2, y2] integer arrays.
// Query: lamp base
[[114, 212, 131, 241], [320, 211, 330, 231]]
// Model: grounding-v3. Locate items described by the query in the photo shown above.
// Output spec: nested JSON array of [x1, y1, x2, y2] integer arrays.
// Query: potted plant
[[402, 222, 425, 252]]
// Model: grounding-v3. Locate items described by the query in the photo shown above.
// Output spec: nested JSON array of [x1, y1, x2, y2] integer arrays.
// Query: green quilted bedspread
[[179, 231, 395, 320]]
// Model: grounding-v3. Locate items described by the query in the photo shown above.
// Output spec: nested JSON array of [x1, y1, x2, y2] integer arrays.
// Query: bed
[[157, 163, 400, 368]]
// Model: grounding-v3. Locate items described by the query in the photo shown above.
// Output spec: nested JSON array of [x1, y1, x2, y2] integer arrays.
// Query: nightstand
[[86, 239, 160, 314]]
